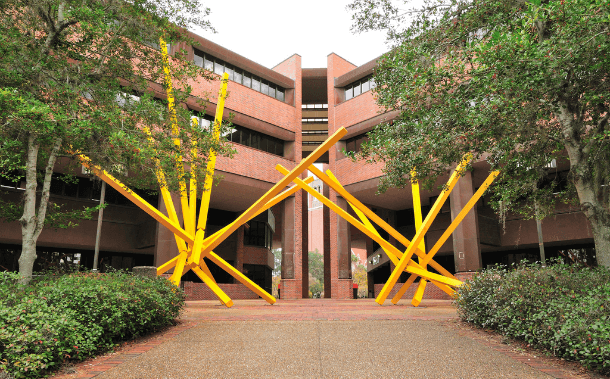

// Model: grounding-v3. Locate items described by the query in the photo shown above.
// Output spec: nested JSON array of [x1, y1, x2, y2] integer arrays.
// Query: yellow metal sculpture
[[79, 37, 499, 308], [275, 154, 499, 306]]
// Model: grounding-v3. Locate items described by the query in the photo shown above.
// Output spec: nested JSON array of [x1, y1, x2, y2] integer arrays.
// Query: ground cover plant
[[454, 262, 610, 375], [0, 271, 185, 378]]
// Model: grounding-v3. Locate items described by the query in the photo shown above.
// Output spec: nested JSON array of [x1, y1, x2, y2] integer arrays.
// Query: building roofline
[[334, 54, 382, 88], [188, 32, 295, 89]]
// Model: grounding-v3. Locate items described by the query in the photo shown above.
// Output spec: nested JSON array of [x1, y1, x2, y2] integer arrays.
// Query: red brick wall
[[308, 207, 324, 254], [215, 143, 296, 184], [373, 283, 453, 301], [334, 91, 383, 130], [183, 281, 260, 300], [242, 245, 270, 266], [186, 74, 298, 133], [334, 157, 384, 186]]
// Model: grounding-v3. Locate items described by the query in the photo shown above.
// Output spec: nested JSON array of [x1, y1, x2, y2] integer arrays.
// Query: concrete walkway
[[53, 299, 597, 379]]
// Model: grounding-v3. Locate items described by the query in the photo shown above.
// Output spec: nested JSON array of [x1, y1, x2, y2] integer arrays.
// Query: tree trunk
[[18, 134, 40, 285], [17, 135, 62, 284], [559, 105, 610, 267]]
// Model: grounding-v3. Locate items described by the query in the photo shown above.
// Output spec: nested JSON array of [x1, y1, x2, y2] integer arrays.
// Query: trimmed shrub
[[0, 271, 185, 378], [454, 262, 610, 375]]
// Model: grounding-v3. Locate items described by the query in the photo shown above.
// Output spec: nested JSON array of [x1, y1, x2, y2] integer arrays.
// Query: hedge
[[0, 271, 185, 378], [454, 262, 610, 375]]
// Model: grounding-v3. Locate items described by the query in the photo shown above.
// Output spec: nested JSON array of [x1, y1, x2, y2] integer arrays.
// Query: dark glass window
[[194, 54, 203, 67], [345, 86, 353, 100], [204, 56, 213, 71], [213, 60, 224, 75], [345, 133, 370, 153], [192, 49, 287, 101], [244, 220, 272, 249], [252, 76, 261, 91], [234, 69, 242, 84], [243, 73, 252, 88], [353, 81, 362, 96]]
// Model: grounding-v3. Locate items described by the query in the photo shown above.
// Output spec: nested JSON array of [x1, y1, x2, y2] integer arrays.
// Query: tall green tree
[[348, 0, 610, 266], [0, 0, 233, 283]]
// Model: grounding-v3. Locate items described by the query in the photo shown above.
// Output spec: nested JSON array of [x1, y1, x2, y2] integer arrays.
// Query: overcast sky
[[191, 0, 391, 69]]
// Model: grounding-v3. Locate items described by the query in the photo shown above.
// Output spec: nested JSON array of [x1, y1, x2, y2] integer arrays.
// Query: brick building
[[0, 31, 596, 300]]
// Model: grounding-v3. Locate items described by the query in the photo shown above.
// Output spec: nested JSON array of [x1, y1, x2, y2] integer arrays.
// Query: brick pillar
[[234, 225, 245, 283], [323, 186, 331, 298], [450, 170, 482, 274], [366, 237, 374, 298], [301, 182, 309, 297], [154, 192, 182, 269], [281, 195, 302, 299], [330, 195, 353, 298]]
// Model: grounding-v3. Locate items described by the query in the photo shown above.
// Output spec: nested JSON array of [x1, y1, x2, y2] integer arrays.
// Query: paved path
[[53, 299, 598, 379]]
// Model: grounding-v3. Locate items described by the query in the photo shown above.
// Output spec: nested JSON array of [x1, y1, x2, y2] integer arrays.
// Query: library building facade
[[0, 30, 595, 300]]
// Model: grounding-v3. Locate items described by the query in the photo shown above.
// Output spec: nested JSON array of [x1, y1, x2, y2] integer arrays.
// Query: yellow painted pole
[[410, 171, 428, 307], [195, 128, 347, 262], [375, 155, 472, 305], [157, 178, 313, 274], [190, 72, 229, 265], [310, 165, 456, 280], [323, 171, 455, 300], [80, 157, 193, 243], [159, 37, 194, 243], [276, 165, 459, 286]]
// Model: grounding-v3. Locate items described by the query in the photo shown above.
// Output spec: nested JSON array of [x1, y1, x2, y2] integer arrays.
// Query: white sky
[[192, 0, 391, 69]]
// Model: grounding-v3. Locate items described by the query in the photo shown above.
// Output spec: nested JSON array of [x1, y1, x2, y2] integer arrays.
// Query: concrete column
[[450, 170, 482, 273], [154, 192, 182, 269]]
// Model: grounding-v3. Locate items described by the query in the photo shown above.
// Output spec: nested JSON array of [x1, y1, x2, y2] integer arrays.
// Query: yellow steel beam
[[410, 171, 428, 307], [375, 155, 472, 305], [277, 165, 456, 291], [156, 179, 313, 275], [195, 128, 347, 263], [79, 157, 193, 243], [192, 266, 233, 307], [308, 165, 456, 280], [323, 171, 454, 300], [190, 72, 229, 265]]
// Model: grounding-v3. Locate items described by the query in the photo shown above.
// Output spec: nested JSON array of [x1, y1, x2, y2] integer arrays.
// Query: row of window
[[301, 130, 328, 135], [1, 173, 158, 207], [345, 133, 370, 153], [302, 118, 328, 123], [303, 141, 322, 146], [344, 75, 376, 101], [191, 114, 284, 157], [301, 104, 328, 109], [244, 220, 274, 249], [193, 49, 286, 102]]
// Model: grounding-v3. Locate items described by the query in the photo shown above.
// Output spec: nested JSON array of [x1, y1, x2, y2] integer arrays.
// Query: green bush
[[0, 271, 185, 378], [454, 262, 610, 375]]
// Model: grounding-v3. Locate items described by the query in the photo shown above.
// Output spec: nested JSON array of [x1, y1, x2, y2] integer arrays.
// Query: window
[[252, 76, 261, 91], [344, 75, 375, 101], [199, 111, 284, 156], [192, 49, 287, 102], [345, 133, 370, 153], [244, 220, 273, 249], [301, 104, 328, 109]]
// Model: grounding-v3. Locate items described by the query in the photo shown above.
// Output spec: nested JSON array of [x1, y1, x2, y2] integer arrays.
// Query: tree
[[348, 0, 610, 266], [0, 0, 233, 283], [308, 250, 324, 297]]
